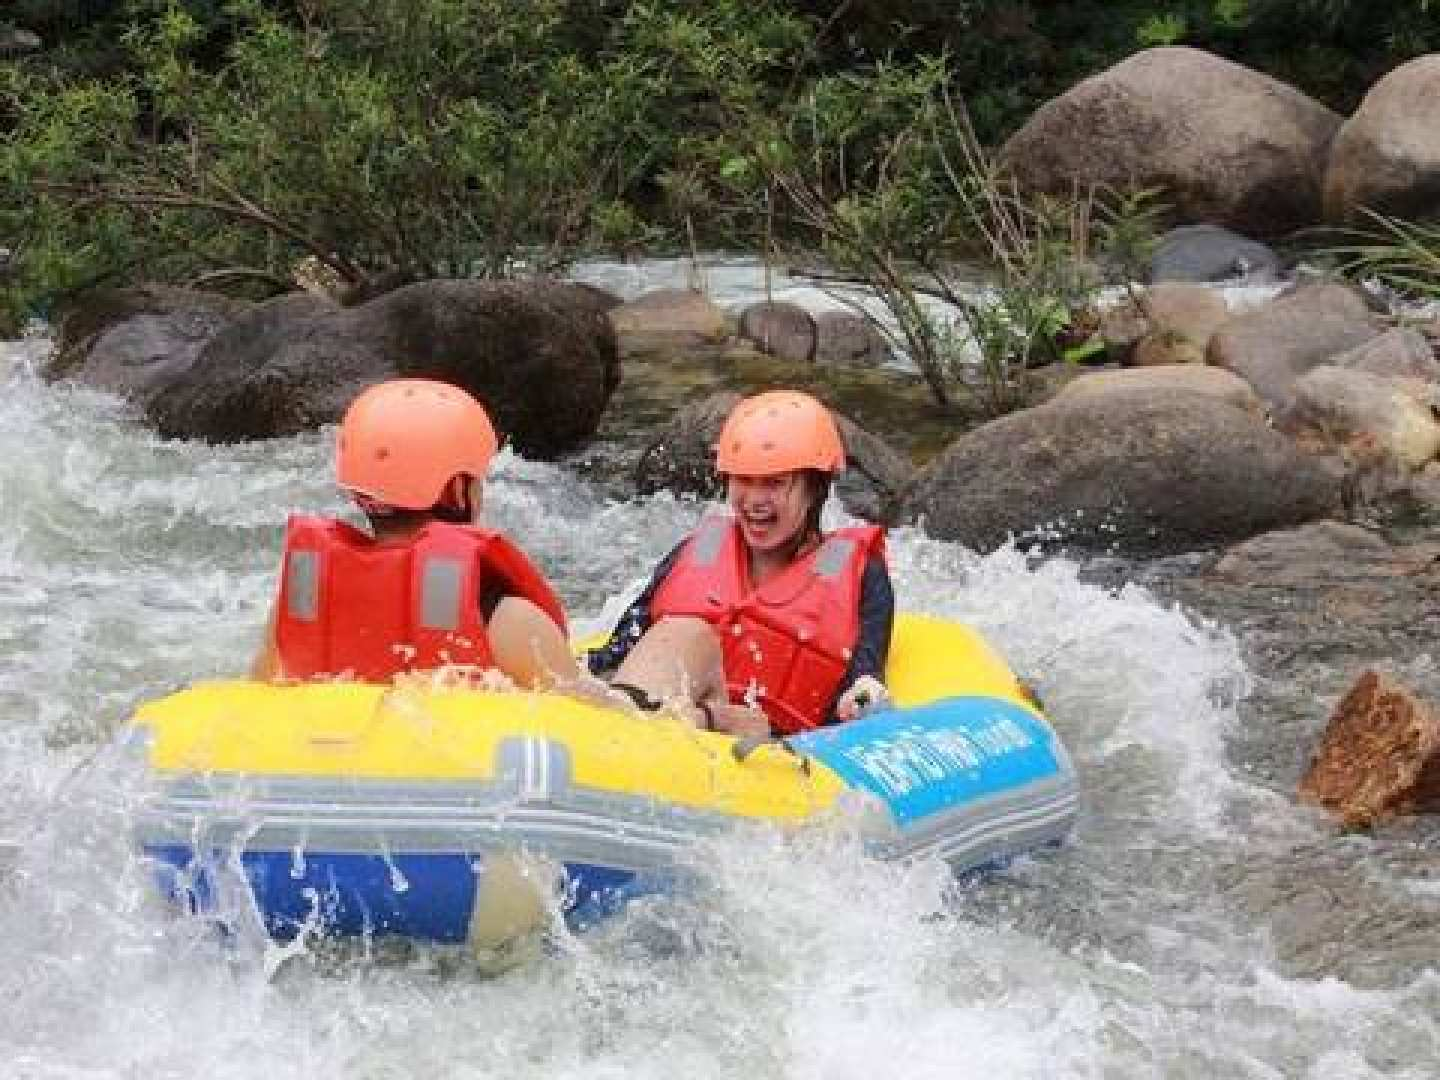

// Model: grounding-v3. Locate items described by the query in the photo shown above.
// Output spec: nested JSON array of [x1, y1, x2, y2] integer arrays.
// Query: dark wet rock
[[998, 48, 1342, 237], [633, 392, 739, 502], [633, 390, 913, 523], [47, 285, 252, 405], [1299, 670, 1440, 828], [1206, 283, 1382, 413], [1324, 55, 1440, 223], [812, 310, 892, 368], [1149, 225, 1283, 284], [1212, 520, 1440, 587], [899, 386, 1339, 554], [608, 288, 728, 357], [737, 301, 815, 363], [145, 279, 619, 459]]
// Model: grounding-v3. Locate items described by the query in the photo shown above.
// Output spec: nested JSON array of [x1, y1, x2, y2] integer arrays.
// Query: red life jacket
[[274, 515, 566, 682], [650, 514, 884, 734]]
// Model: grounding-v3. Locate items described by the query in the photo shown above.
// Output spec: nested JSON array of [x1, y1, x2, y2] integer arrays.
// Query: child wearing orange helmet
[[588, 390, 895, 737], [251, 379, 578, 689]]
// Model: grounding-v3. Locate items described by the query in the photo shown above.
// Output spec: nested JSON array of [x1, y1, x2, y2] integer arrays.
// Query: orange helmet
[[336, 379, 499, 509], [715, 390, 845, 476]]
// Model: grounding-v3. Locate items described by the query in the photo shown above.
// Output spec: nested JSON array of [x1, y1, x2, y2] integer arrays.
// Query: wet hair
[[801, 469, 831, 540], [358, 473, 476, 529]]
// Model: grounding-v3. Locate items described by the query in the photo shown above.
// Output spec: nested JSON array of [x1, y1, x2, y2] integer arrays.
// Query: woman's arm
[[250, 598, 284, 681], [832, 554, 895, 721], [487, 595, 582, 689]]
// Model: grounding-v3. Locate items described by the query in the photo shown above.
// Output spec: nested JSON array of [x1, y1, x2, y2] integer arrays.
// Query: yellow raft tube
[[125, 613, 1077, 942]]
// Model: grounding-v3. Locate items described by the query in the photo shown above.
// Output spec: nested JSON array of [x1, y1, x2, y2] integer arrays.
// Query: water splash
[[2, 340, 1438, 1078]]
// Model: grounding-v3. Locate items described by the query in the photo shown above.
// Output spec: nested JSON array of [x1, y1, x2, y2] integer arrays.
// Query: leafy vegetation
[[2, 0, 1435, 403], [1325, 210, 1440, 301]]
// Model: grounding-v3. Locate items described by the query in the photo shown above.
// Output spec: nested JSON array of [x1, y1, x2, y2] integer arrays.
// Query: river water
[[1, 277, 1438, 1077]]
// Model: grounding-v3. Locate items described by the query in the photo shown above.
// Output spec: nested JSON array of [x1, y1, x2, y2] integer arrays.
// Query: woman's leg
[[613, 618, 770, 737], [612, 616, 727, 705]]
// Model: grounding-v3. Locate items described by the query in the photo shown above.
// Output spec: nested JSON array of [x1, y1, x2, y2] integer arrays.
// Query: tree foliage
[[3, 0, 1435, 348]]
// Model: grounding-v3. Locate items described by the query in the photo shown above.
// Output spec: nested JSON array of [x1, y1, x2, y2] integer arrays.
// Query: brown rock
[[1323, 55, 1440, 223], [998, 47, 1342, 237], [1146, 282, 1230, 349], [608, 288, 728, 356], [1131, 329, 1207, 367], [1280, 365, 1440, 471], [1329, 326, 1440, 382], [1299, 670, 1440, 828], [1057, 364, 1264, 415]]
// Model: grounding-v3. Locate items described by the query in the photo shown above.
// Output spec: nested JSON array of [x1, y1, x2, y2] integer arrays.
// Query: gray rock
[[1212, 520, 1438, 587], [899, 386, 1339, 554], [47, 285, 253, 406], [1206, 283, 1382, 412], [0, 28, 41, 55], [812, 311, 892, 367], [737, 301, 815, 363], [145, 279, 619, 458], [1149, 225, 1283, 283], [999, 48, 1342, 237]]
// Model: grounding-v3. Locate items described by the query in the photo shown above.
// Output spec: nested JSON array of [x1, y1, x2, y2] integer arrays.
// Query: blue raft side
[[146, 845, 640, 942], [794, 694, 1072, 828]]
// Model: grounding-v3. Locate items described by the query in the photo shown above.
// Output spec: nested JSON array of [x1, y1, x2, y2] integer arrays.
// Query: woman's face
[[727, 471, 810, 555]]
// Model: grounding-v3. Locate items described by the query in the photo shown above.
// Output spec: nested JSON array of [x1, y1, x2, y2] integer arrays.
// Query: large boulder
[[146, 280, 619, 459], [899, 385, 1338, 554], [1324, 55, 1440, 223], [999, 48, 1343, 237], [1148, 224, 1284, 283], [47, 285, 254, 407], [634, 391, 913, 523], [1299, 670, 1440, 828], [1206, 283, 1382, 412]]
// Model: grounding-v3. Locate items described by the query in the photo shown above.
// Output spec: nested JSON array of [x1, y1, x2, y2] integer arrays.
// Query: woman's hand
[[835, 675, 890, 722]]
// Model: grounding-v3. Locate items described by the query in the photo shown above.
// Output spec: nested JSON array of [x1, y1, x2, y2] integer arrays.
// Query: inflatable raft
[[124, 613, 1077, 944]]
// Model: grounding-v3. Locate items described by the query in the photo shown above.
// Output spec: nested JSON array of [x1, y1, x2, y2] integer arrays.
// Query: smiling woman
[[586, 390, 896, 737]]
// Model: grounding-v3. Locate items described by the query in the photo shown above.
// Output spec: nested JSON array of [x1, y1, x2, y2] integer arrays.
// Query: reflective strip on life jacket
[[419, 557, 464, 631]]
